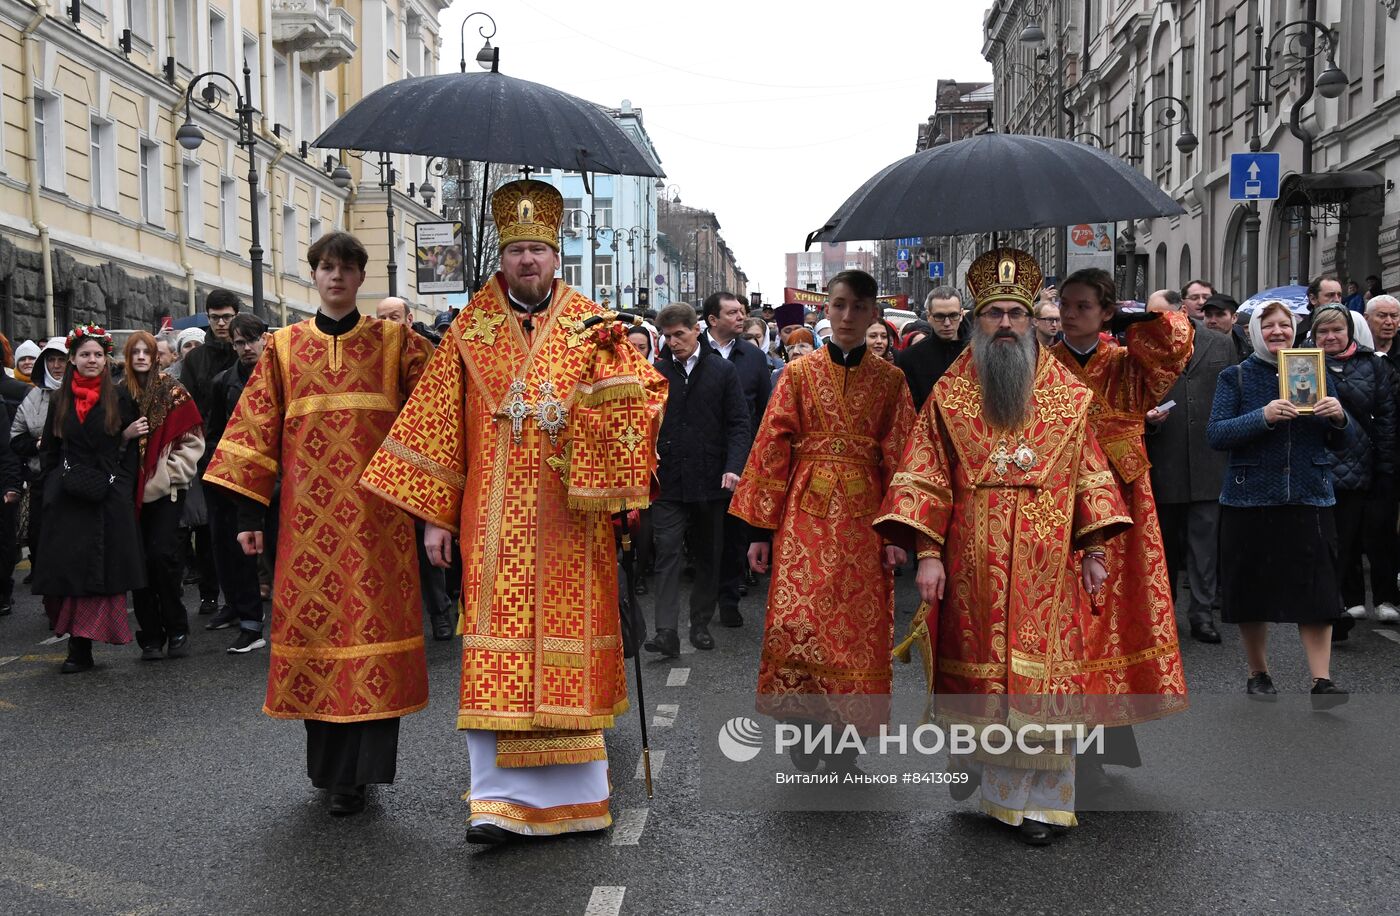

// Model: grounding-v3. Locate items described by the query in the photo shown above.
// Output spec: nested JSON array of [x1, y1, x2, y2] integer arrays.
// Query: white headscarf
[[38, 337, 68, 389], [1247, 303, 1296, 365]]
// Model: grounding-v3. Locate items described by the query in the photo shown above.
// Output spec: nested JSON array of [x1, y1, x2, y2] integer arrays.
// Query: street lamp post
[[611, 229, 635, 308], [334, 151, 400, 296], [1244, 7, 1347, 288], [176, 60, 263, 315], [1122, 94, 1199, 300]]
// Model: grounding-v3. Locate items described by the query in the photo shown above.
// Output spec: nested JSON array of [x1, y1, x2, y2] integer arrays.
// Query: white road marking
[[1375, 629, 1400, 644], [39, 634, 68, 645], [666, 668, 690, 687], [0, 845, 173, 915], [0, 656, 18, 668], [652, 703, 679, 727], [634, 749, 665, 781], [585, 886, 626, 916], [609, 807, 649, 846]]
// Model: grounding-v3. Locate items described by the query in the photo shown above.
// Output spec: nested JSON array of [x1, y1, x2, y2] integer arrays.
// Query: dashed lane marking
[[0, 845, 176, 915], [1375, 629, 1400, 644], [609, 808, 649, 846], [585, 886, 626, 916], [634, 749, 665, 781], [666, 668, 690, 687], [652, 704, 679, 727]]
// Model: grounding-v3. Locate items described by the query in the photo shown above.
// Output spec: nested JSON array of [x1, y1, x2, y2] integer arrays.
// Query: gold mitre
[[966, 247, 1042, 313], [492, 179, 563, 251]]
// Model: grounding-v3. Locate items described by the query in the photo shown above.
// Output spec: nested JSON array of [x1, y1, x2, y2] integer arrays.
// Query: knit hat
[[14, 340, 40, 364], [176, 327, 206, 351]]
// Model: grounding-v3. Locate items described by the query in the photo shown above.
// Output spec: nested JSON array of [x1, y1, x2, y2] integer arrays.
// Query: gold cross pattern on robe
[[617, 424, 643, 452], [461, 309, 505, 345], [546, 439, 573, 478]]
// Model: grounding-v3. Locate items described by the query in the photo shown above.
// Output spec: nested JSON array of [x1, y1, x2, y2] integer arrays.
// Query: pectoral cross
[[496, 380, 534, 444], [990, 441, 1014, 476]]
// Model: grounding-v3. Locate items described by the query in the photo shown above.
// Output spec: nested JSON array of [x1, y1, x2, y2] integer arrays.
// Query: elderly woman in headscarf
[[11, 338, 70, 578], [1306, 303, 1400, 628], [1208, 301, 1355, 705], [13, 340, 40, 385], [771, 327, 815, 386]]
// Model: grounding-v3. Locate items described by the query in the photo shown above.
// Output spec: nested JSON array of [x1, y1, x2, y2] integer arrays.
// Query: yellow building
[[0, 0, 450, 341]]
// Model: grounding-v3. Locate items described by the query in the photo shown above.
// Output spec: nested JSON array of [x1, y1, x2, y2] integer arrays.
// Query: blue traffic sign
[[896, 237, 921, 247], [897, 248, 910, 262], [1229, 152, 1281, 201], [929, 261, 945, 280]]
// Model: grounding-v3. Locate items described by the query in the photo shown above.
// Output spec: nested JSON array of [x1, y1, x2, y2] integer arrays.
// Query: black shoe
[[719, 606, 743, 628], [690, 626, 715, 651], [949, 766, 981, 801], [165, 633, 188, 658], [1246, 671, 1277, 697], [1018, 819, 1055, 846], [643, 628, 680, 659], [60, 639, 93, 674], [430, 613, 453, 641], [0, 602, 11, 617], [60, 657, 94, 674], [227, 631, 267, 654], [1311, 678, 1349, 709], [140, 644, 163, 662], [205, 606, 238, 630], [466, 823, 518, 845], [1190, 621, 1222, 644], [738, 583, 748, 597], [634, 578, 648, 596], [789, 742, 821, 773], [1332, 616, 1355, 642], [198, 598, 218, 616], [327, 786, 365, 816]]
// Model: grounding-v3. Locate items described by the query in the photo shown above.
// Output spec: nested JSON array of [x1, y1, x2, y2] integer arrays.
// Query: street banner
[[782, 287, 907, 313], [1066, 222, 1114, 275], [414, 222, 467, 294]]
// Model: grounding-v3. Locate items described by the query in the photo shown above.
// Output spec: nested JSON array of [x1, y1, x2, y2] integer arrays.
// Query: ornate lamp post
[[334, 151, 400, 295], [1120, 94, 1199, 300], [176, 60, 263, 315]]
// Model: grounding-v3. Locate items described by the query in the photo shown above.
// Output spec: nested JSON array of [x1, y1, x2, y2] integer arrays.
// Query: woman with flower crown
[[32, 325, 148, 674]]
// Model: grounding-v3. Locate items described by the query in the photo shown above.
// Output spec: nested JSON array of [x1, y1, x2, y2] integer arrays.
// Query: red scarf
[[71, 374, 103, 423]]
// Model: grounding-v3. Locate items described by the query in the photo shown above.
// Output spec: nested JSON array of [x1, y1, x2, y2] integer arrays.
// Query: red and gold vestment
[[206, 317, 433, 723], [731, 349, 915, 731]]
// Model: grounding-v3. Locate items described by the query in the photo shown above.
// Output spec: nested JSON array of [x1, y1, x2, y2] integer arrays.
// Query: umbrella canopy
[[314, 71, 663, 178], [1238, 285, 1309, 316], [807, 133, 1184, 245], [171, 313, 210, 330]]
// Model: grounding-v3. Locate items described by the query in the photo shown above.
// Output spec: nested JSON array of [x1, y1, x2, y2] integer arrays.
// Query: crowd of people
[[4, 176, 1390, 848]]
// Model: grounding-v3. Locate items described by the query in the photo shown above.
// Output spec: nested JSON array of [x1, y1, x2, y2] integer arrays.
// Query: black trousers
[[132, 493, 189, 648], [716, 498, 748, 612], [1336, 489, 1400, 607], [652, 498, 724, 633], [0, 498, 17, 604], [207, 488, 263, 632], [305, 718, 400, 789], [194, 523, 219, 601]]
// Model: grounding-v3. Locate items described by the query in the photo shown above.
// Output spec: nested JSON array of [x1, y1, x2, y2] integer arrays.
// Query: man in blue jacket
[[646, 302, 752, 657], [702, 291, 772, 627]]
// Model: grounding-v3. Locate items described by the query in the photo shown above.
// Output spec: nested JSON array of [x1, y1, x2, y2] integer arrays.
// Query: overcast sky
[[438, 1, 994, 297]]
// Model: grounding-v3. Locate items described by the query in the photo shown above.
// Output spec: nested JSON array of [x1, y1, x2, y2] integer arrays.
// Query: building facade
[[986, 0, 1400, 302], [657, 197, 747, 308], [785, 240, 875, 291], [0, 0, 448, 342]]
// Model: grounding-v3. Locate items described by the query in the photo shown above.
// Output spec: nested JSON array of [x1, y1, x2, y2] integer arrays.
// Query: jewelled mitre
[[492, 179, 564, 251], [966, 247, 1043, 313]]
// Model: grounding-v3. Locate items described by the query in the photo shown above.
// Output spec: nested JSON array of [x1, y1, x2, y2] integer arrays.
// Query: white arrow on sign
[[1247, 162, 1260, 179]]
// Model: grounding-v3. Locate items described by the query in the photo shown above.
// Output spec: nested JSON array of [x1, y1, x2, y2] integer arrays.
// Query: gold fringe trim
[[980, 798, 1078, 828], [470, 809, 612, 837], [578, 379, 646, 408], [497, 747, 609, 768], [455, 699, 629, 733], [566, 492, 651, 512], [262, 702, 427, 724]]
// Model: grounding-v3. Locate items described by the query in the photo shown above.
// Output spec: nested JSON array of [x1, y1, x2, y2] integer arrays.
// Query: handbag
[[60, 449, 115, 502]]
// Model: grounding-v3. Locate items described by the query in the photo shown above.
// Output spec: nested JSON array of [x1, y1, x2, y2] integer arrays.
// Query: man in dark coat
[[645, 302, 751, 658], [702, 291, 772, 627], [1145, 290, 1237, 643], [897, 286, 967, 411], [1202, 294, 1249, 363]]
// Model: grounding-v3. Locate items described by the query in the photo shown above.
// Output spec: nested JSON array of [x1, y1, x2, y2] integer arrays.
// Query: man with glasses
[[1032, 300, 1061, 347], [1180, 279, 1215, 321], [876, 248, 1158, 846], [182, 289, 241, 616], [898, 285, 968, 412]]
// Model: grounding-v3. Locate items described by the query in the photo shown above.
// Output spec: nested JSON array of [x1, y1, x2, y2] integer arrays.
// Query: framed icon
[[1278, 348, 1326, 413]]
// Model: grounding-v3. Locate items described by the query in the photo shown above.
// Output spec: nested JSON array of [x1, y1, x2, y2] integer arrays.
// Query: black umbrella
[[314, 71, 664, 178], [806, 133, 1183, 246]]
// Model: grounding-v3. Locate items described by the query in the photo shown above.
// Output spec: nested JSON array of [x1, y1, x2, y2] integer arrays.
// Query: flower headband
[[66, 324, 115, 355]]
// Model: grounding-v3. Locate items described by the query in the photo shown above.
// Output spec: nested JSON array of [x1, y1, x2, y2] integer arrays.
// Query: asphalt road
[[3, 566, 1400, 916]]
